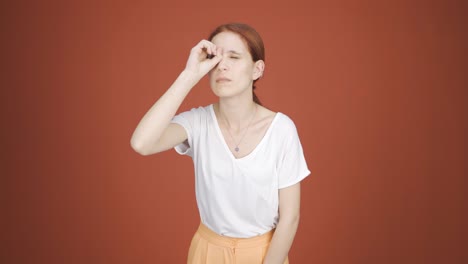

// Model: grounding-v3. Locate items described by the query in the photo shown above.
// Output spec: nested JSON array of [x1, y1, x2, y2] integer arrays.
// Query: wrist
[[180, 69, 202, 85]]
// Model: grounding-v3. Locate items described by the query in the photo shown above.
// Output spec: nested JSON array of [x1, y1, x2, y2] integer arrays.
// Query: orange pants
[[187, 223, 289, 264]]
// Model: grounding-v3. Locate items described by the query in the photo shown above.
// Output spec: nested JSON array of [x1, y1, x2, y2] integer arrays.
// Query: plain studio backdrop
[[2, 1, 466, 263]]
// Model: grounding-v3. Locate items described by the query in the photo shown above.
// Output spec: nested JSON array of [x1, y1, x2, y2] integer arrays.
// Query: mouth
[[215, 77, 232, 83]]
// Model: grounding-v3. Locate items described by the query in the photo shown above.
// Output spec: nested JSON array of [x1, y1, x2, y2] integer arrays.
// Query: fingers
[[198, 46, 223, 74], [205, 46, 223, 64], [185, 40, 223, 77], [206, 46, 223, 60], [195, 40, 224, 67], [213, 46, 223, 60], [193, 40, 219, 58]]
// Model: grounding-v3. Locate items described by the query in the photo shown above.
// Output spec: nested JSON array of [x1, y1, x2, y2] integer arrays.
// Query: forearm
[[130, 70, 198, 151], [263, 216, 300, 264]]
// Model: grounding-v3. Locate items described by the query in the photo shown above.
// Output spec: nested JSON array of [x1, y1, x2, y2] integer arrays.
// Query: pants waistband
[[196, 223, 275, 249]]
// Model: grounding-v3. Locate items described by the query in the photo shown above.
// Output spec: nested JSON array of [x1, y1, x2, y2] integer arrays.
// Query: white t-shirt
[[171, 104, 310, 238]]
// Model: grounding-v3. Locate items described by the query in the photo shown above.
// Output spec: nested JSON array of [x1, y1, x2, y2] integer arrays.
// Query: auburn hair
[[208, 23, 265, 105]]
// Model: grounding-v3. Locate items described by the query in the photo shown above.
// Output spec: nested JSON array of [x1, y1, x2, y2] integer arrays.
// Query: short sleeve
[[170, 107, 201, 157], [277, 117, 311, 189]]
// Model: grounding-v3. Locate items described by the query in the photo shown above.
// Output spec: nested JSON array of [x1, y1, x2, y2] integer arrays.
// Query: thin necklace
[[222, 104, 257, 152]]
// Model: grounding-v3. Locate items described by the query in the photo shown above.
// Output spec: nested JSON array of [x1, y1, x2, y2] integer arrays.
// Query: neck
[[216, 98, 257, 131]]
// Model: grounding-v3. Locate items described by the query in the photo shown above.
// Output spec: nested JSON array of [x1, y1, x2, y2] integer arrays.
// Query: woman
[[131, 23, 310, 264]]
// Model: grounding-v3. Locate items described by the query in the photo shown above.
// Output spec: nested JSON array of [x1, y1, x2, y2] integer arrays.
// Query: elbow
[[130, 137, 162, 156], [130, 138, 150, 156]]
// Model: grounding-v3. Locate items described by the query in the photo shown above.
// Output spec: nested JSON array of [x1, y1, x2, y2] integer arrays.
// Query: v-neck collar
[[209, 104, 280, 161]]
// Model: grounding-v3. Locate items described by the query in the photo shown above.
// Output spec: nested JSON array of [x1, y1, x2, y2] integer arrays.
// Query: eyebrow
[[226, 50, 242, 55]]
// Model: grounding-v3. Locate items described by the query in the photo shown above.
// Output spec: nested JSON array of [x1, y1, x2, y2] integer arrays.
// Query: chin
[[211, 88, 231, 98], [210, 86, 239, 98]]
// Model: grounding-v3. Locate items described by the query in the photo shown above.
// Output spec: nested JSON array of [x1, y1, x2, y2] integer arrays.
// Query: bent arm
[[130, 40, 223, 156], [263, 183, 301, 264], [130, 70, 198, 155]]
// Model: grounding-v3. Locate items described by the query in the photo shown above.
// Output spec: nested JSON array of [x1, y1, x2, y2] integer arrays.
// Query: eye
[[230, 56, 239, 59]]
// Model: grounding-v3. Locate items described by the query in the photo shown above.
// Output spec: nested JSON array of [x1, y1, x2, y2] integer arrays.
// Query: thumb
[[207, 46, 223, 67], [201, 53, 222, 73], [207, 53, 223, 68]]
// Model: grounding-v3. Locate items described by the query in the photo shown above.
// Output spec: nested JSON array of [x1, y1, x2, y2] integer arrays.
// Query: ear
[[253, 60, 265, 81]]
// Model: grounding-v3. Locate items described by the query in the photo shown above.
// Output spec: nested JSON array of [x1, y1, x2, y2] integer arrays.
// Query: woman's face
[[208, 31, 262, 99]]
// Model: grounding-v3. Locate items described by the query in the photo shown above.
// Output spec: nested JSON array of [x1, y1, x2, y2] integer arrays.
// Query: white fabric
[[171, 104, 310, 238]]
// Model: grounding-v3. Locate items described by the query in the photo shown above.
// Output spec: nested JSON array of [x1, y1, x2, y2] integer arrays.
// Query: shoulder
[[275, 112, 298, 133], [256, 105, 298, 133], [177, 104, 212, 117], [258, 105, 295, 126], [256, 105, 276, 125], [190, 104, 212, 114]]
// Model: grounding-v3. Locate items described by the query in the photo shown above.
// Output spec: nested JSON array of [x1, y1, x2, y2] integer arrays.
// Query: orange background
[[2, 1, 466, 263]]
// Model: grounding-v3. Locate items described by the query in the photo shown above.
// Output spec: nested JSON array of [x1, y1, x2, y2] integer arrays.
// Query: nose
[[217, 54, 228, 71]]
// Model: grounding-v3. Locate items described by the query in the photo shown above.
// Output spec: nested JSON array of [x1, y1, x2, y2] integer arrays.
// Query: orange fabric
[[187, 223, 289, 264]]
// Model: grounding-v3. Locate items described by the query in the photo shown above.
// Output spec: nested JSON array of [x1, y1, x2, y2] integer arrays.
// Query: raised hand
[[184, 40, 223, 80]]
